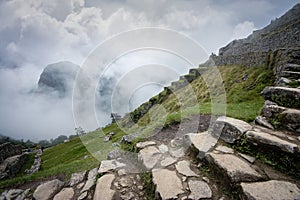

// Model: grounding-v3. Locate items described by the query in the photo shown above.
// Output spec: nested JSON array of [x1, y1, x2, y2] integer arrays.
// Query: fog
[[0, 0, 296, 141]]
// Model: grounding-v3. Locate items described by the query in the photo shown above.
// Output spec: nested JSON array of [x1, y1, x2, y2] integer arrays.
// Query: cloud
[[0, 0, 297, 140]]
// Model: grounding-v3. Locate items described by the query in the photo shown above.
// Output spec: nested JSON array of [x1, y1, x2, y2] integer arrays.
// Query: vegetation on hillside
[[0, 64, 275, 189]]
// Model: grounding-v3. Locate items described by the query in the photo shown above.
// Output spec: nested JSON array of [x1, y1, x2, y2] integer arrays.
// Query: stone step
[[205, 152, 263, 185], [281, 71, 300, 79], [211, 116, 252, 143], [245, 130, 300, 154], [284, 63, 300, 72], [261, 86, 300, 109], [287, 58, 300, 65], [261, 101, 300, 133], [240, 180, 300, 200]]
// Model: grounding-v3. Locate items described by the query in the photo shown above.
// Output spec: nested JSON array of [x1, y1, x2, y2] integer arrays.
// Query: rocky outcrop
[[0, 142, 22, 163], [37, 61, 79, 96], [0, 153, 27, 180], [204, 4, 300, 68]]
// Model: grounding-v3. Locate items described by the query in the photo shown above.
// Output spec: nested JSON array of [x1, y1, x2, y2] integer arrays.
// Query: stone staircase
[[276, 48, 300, 87]]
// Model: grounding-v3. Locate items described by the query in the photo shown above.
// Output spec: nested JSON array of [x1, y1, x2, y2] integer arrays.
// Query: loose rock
[[33, 179, 64, 200]]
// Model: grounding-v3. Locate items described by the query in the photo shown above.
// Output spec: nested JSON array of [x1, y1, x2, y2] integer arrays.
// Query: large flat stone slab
[[206, 153, 262, 183], [33, 179, 64, 200], [138, 146, 161, 170], [152, 169, 184, 199], [188, 180, 212, 199], [262, 86, 300, 109], [93, 174, 115, 200], [185, 131, 218, 158], [245, 130, 298, 153], [175, 160, 199, 177], [241, 180, 300, 200], [212, 117, 252, 143]]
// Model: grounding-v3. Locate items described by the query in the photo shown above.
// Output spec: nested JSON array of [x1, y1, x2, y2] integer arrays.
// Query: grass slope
[[0, 64, 274, 189], [0, 137, 98, 189]]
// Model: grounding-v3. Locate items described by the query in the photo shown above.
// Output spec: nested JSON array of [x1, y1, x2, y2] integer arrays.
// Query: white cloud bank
[[0, 0, 297, 140]]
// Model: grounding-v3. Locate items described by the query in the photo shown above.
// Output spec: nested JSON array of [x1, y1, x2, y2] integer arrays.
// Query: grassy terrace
[[0, 137, 98, 189], [0, 64, 274, 189]]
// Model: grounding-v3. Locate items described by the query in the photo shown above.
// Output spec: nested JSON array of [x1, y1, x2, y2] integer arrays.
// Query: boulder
[[211, 117, 252, 143], [261, 86, 300, 109], [188, 180, 212, 199], [53, 188, 74, 200], [33, 179, 64, 200], [241, 180, 300, 200], [206, 153, 263, 183], [245, 130, 298, 153], [152, 169, 184, 199], [93, 174, 115, 200], [0, 153, 28, 179]]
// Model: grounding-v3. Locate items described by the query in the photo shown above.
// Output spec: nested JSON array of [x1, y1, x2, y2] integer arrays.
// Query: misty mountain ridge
[[36, 61, 79, 97]]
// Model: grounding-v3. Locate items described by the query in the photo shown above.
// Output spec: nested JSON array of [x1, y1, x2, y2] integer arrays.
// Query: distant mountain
[[37, 61, 79, 96]]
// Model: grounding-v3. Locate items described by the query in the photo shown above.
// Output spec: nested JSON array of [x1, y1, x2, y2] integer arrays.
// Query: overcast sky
[[0, 0, 298, 141]]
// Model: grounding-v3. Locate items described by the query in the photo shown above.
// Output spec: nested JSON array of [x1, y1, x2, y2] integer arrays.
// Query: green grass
[[133, 65, 274, 127], [0, 64, 275, 189], [0, 137, 98, 189], [17, 152, 36, 176]]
